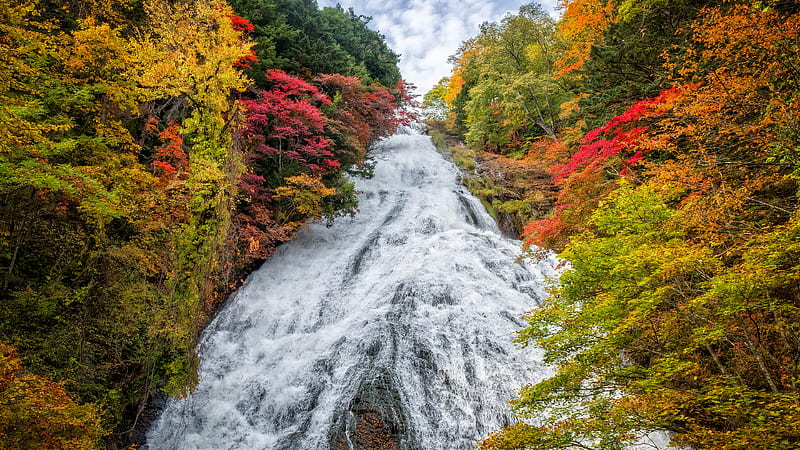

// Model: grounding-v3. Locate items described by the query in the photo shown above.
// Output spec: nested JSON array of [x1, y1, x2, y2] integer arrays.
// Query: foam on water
[[146, 131, 559, 449]]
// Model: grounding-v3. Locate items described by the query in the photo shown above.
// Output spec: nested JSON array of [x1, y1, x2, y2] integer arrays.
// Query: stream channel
[[145, 129, 559, 449]]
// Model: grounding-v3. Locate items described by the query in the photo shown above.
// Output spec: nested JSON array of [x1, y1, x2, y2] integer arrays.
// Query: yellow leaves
[[61, 0, 138, 26], [442, 40, 486, 109], [0, 343, 105, 448], [61, 21, 124, 78], [0, 0, 61, 153], [131, 0, 254, 161], [0, 0, 51, 88], [654, 242, 719, 283], [478, 423, 547, 449], [275, 174, 336, 227], [132, 0, 253, 112], [59, 20, 142, 114], [92, 119, 137, 152]]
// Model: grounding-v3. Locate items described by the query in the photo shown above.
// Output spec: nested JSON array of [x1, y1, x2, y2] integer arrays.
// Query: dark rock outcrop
[[330, 374, 409, 450]]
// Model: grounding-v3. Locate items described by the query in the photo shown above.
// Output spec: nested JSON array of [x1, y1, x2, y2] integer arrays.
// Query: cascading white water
[[145, 130, 559, 449]]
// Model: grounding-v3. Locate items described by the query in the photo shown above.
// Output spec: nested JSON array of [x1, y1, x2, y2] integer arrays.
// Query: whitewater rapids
[[146, 130, 559, 449]]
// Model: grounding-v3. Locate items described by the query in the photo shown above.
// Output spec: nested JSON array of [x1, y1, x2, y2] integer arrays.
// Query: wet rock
[[330, 375, 410, 450]]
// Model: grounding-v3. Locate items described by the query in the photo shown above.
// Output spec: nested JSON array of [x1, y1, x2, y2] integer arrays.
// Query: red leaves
[[241, 70, 404, 177], [235, 49, 258, 70], [554, 87, 683, 182], [240, 70, 336, 174], [266, 69, 330, 105], [227, 15, 258, 69], [147, 120, 188, 181], [233, 202, 292, 260], [234, 70, 405, 264], [228, 14, 254, 34], [313, 74, 410, 162], [524, 87, 686, 249], [234, 70, 338, 262], [522, 209, 568, 250]]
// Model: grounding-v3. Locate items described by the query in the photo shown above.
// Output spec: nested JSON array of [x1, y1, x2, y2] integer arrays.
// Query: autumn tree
[[554, 0, 616, 76], [1, 0, 255, 442], [467, 3, 569, 147], [0, 343, 105, 448], [436, 3, 571, 153], [0, 0, 403, 445], [522, 86, 683, 250], [232, 70, 408, 261], [574, 0, 712, 129], [492, 2, 800, 448]]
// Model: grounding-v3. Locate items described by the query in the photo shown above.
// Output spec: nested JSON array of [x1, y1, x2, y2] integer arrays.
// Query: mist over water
[[146, 129, 559, 449]]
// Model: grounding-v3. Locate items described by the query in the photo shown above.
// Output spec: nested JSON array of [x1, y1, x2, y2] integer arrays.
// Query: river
[[145, 129, 559, 449]]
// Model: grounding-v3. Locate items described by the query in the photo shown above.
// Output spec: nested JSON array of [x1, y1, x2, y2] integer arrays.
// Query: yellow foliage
[[60, 20, 141, 114], [0, 0, 64, 152], [133, 0, 252, 112], [275, 174, 336, 227], [60, 0, 138, 26], [0, 343, 105, 448], [132, 0, 253, 159]]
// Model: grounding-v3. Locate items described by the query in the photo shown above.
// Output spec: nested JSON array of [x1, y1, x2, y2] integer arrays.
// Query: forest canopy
[[427, 0, 800, 448], [0, 0, 410, 446]]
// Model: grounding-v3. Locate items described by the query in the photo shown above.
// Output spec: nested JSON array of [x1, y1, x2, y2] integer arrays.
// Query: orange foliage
[[0, 343, 104, 448], [443, 74, 464, 108], [647, 3, 800, 247], [523, 87, 682, 250], [493, 2, 800, 448], [555, 0, 616, 76], [443, 44, 484, 107], [147, 120, 189, 181]]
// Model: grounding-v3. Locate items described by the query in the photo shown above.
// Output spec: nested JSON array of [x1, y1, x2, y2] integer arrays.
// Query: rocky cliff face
[[432, 142, 555, 239], [470, 150, 557, 238]]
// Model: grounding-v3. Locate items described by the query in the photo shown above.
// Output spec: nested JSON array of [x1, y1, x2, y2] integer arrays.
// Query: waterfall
[[145, 130, 559, 449]]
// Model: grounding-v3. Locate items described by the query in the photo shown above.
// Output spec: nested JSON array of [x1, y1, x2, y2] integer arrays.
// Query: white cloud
[[317, 0, 560, 95]]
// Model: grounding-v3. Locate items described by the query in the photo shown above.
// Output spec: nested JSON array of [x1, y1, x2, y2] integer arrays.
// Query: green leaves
[[588, 181, 675, 238], [446, 2, 570, 150], [475, 1, 800, 448]]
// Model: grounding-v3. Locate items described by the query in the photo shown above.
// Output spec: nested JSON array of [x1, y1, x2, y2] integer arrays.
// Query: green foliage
[[0, 0, 403, 446], [321, 171, 359, 223], [506, 199, 800, 448], [422, 79, 449, 122], [489, 2, 800, 448], [493, 198, 531, 215], [575, 0, 710, 129], [428, 128, 448, 151], [439, 3, 574, 154], [450, 144, 478, 174], [228, 0, 400, 86], [318, 5, 401, 87]]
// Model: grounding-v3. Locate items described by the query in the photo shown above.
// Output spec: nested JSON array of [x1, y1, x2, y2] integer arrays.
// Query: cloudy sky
[[317, 0, 560, 95]]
